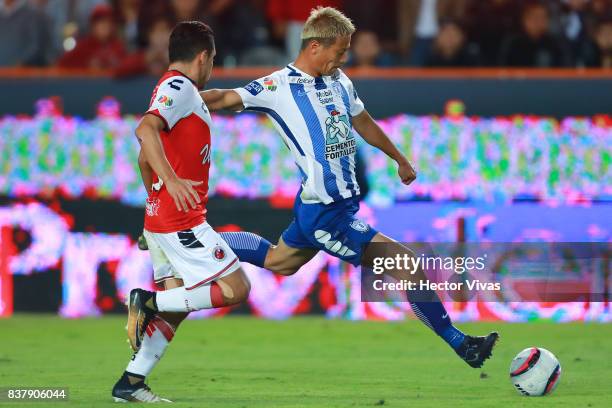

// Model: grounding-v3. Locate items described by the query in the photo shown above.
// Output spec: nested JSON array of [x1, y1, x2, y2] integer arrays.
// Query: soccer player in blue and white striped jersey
[[203, 7, 499, 369]]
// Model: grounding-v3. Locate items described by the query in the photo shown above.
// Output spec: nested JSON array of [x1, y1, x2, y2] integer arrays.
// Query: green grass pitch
[[0, 315, 611, 407]]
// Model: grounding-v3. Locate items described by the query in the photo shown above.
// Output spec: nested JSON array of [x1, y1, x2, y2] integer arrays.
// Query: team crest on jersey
[[325, 111, 352, 145], [324, 111, 356, 160], [263, 77, 277, 91], [212, 245, 226, 261], [157, 95, 173, 108], [145, 197, 160, 216], [350, 220, 369, 233], [244, 80, 263, 96]]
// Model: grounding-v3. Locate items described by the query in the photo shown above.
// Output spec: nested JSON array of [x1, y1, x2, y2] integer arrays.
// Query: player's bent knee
[[233, 282, 250, 303], [231, 274, 251, 302], [217, 269, 251, 305]]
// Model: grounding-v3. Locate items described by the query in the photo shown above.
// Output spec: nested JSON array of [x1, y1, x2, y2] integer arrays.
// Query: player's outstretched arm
[[352, 110, 417, 185], [135, 114, 202, 211], [200, 89, 244, 112]]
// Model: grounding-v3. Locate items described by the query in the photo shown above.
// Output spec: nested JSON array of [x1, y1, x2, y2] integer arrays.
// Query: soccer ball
[[509, 347, 561, 396]]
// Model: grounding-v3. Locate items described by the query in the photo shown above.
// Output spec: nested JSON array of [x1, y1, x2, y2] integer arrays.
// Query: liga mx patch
[[244, 80, 264, 96], [263, 77, 277, 91], [157, 95, 173, 108]]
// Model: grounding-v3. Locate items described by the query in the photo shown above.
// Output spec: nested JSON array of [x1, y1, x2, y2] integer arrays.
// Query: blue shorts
[[281, 193, 378, 266]]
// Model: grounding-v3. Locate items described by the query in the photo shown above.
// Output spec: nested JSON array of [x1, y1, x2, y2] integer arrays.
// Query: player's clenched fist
[[398, 160, 417, 185], [165, 176, 202, 212]]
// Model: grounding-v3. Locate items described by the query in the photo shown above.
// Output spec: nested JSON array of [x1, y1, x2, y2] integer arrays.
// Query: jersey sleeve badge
[[157, 95, 174, 109], [263, 77, 277, 91], [244, 80, 264, 96]]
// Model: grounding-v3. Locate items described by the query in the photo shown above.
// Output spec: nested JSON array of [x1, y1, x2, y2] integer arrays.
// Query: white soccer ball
[[509, 347, 561, 396]]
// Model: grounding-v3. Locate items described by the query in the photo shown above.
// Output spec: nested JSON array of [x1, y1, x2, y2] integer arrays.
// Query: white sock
[[155, 284, 214, 312], [126, 316, 175, 377]]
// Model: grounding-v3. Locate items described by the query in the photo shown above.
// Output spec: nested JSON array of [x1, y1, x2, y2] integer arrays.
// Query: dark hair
[[169, 21, 215, 63]]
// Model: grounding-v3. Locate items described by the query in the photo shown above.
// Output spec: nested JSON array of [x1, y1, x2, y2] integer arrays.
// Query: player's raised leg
[[137, 264, 250, 313], [127, 267, 249, 353], [127, 223, 250, 351], [366, 233, 499, 368]]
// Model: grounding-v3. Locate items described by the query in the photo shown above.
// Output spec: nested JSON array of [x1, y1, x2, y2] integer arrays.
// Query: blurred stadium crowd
[[0, 0, 611, 76]]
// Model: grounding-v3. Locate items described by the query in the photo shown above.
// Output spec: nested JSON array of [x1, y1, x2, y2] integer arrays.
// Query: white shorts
[[143, 222, 240, 290]]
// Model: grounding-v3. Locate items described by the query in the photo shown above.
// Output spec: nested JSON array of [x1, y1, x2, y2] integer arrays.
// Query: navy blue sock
[[409, 297, 465, 350], [219, 232, 271, 268]]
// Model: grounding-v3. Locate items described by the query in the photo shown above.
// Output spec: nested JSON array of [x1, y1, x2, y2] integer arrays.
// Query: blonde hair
[[301, 7, 355, 48]]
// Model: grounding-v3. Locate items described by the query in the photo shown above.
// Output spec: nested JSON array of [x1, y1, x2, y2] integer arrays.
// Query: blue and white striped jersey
[[234, 64, 365, 204]]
